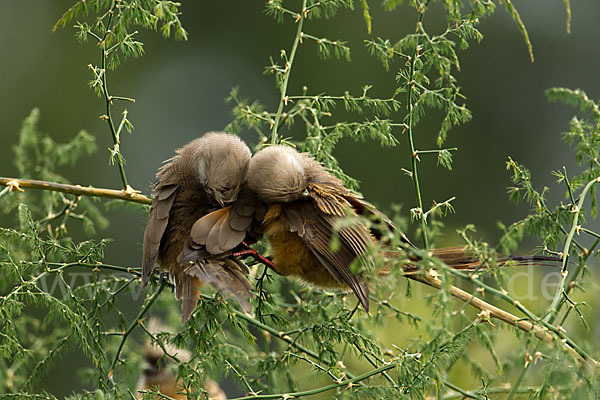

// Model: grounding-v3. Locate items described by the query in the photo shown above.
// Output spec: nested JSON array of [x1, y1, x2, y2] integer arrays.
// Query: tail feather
[[431, 247, 561, 270], [182, 258, 253, 323], [506, 255, 562, 266], [394, 246, 561, 275]]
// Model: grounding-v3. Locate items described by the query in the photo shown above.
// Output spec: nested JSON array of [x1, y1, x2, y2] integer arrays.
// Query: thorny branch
[[0, 177, 151, 205]]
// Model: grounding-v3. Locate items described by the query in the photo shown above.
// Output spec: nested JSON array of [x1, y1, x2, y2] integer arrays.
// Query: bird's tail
[[382, 246, 561, 275], [406, 246, 561, 275]]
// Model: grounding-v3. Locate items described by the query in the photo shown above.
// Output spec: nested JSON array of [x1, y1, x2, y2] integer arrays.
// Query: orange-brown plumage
[[262, 203, 341, 288]]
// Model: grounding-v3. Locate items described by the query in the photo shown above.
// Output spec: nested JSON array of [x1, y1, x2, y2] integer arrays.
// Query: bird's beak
[[208, 188, 226, 207]]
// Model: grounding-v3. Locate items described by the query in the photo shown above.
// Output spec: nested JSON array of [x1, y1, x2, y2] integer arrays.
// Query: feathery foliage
[[1, 1, 598, 399]]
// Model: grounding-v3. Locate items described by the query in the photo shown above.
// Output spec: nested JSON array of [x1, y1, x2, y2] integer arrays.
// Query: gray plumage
[[246, 145, 315, 202], [141, 132, 253, 323]]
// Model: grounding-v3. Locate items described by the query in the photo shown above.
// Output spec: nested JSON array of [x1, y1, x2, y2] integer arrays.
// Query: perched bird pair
[[143, 132, 556, 322]]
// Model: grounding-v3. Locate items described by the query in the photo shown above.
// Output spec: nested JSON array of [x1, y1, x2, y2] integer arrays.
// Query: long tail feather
[[386, 246, 561, 276], [399, 246, 562, 274], [430, 247, 561, 270]]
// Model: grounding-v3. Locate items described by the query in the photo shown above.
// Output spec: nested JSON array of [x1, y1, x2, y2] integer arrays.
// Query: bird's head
[[189, 132, 251, 206], [247, 145, 309, 203]]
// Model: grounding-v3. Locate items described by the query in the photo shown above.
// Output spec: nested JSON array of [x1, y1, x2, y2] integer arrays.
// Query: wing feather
[[142, 184, 177, 286], [229, 213, 253, 230], [219, 213, 247, 251], [345, 196, 414, 248], [206, 212, 229, 254], [282, 208, 306, 236], [283, 197, 371, 312], [190, 207, 230, 246], [189, 187, 265, 255]]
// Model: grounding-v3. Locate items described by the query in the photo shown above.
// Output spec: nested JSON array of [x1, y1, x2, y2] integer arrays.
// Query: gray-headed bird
[[142, 132, 255, 323]]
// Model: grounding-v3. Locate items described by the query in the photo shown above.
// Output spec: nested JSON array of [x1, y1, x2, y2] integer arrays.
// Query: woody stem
[[0, 177, 151, 205]]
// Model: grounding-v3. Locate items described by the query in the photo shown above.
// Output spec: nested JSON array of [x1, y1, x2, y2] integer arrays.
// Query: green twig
[[98, 276, 138, 308], [506, 235, 600, 397], [270, 0, 307, 144], [443, 385, 571, 399], [406, 1, 430, 249], [201, 294, 369, 387], [505, 348, 534, 400], [502, 0, 534, 62], [108, 278, 165, 380], [563, 0, 571, 33], [544, 176, 600, 324], [442, 380, 479, 399], [416, 148, 458, 155], [98, 1, 131, 190]]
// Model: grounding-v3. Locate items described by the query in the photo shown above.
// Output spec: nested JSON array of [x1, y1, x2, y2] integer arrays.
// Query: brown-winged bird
[[192, 145, 558, 312], [142, 132, 255, 323]]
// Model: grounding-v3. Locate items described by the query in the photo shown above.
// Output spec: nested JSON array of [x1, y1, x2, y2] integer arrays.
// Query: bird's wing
[[310, 180, 413, 248], [142, 183, 178, 286], [283, 185, 372, 311], [184, 187, 266, 258], [177, 232, 254, 323]]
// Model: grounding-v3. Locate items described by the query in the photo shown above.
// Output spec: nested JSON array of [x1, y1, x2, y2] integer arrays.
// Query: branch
[[201, 293, 372, 390], [413, 274, 552, 340], [0, 177, 151, 205], [544, 176, 600, 324], [227, 302, 322, 362], [100, 1, 131, 190], [439, 384, 570, 400], [440, 230, 597, 366]]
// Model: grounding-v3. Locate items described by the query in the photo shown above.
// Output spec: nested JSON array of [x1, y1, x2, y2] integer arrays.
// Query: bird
[[136, 318, 228, 399], [191, 145, 559, 313], [141, 132, 258, 323]]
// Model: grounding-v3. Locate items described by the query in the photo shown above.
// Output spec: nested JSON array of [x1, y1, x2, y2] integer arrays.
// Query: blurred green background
[[1, 1, 599, 397]]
